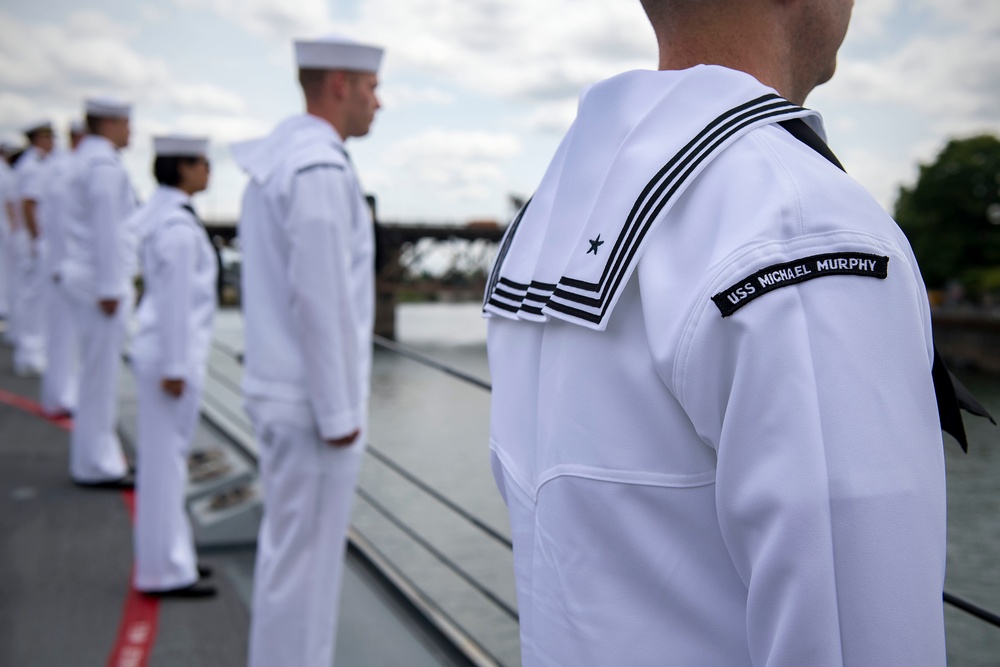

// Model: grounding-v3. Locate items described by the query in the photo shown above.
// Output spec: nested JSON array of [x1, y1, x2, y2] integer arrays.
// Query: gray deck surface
[[0, 340, 471, 667]]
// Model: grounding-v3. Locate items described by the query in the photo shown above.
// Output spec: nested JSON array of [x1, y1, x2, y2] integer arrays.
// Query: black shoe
[[197, 564, 214, 578], [73, 473, 135, 490], [142, 582, 217, 599]]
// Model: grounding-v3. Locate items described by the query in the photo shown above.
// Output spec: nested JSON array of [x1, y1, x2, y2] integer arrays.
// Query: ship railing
[[201, 331, 998, 667], [370, 335, 1000, 633]]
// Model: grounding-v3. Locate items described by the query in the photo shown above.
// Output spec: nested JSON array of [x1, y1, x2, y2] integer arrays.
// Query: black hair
[[153, 155, 203, 186], [85, 115, 102, 135], [298, 68, 328, 97], [25, 127, 53, 143]]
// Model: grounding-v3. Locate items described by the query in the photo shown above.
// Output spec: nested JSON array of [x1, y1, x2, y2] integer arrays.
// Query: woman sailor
[[130, 135, 217, 598]]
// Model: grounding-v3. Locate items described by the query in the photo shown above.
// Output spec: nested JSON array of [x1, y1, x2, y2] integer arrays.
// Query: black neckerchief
[[182, 203, 225, 300]]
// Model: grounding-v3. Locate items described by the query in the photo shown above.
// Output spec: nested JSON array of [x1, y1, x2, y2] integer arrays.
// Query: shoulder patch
[[711, 251, 889, 317], [295, 162, 345, 176]]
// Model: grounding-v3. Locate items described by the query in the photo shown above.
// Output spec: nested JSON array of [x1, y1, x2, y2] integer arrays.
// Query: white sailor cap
[[0, 139, 23, 156], [85, 96, 132, 119], [153, 134, 209, 158], [23, 120, 53, 135], [69, 119, 86, 135], [294, 35, 384, 73]]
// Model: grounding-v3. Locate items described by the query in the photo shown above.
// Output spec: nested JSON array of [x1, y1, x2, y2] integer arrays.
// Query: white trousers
[[247, 412, 365, 667], [69, 293, 131, 482], [13, 240, 45, 374], [3, 230, 24, 344], [132, 364, 200, 591], [0, 233, 8, 318], [40, 277, 78, 413]]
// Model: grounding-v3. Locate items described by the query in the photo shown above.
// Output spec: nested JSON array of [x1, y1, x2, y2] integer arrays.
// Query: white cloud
[[368, 128, 521, 216], [352, 0, 656, 103], [3, 0, 995, 225], [139, 112, 272, 145], [847, 0, 902, 38], [379, 84, 455, 110], [841, 146, 914, 212], [174, 0, 334, 40], [516, 99, 579, 135], [0, 8, 250, 130], [829, 2, 1000, 126], [140, 5, 168, 24], [189, 0, 656, 103]]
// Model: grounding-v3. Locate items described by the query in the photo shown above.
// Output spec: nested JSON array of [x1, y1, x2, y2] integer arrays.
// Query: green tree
[[895, 134, 1000, 295]]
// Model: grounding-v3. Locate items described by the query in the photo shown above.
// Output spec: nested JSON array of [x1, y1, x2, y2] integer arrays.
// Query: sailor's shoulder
[[157, 202, 202, 234], [81, 152, 122, 174], [743, 124, 897, 236], [289, 142, 349, 179], [152, 210, 203, 256]]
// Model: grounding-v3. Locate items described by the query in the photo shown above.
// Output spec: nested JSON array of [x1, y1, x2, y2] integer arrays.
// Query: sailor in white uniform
[[61, 97, 137, 487], [131, 135, 217, 598], [4, 139, 30, 347], [232, 34, 382, 667], [12, 120, 55, 376], [485, 1, 949, 665], [0, 142, 18, 330], [38, 121, 86, 415]]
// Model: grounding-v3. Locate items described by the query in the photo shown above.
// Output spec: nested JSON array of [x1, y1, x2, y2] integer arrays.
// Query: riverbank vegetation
[[896, 135, 1000, 305]]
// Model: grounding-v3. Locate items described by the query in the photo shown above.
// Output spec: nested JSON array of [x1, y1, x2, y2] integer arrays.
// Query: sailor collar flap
[[483, 66, 817, 331], [133, 186, 200, 249], [230, 114, 347, 184], [80, 134, 120, 168]]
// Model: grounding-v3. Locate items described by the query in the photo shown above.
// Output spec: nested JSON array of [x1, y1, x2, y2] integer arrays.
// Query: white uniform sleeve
[[672, 239, 947, 666], [87, 162, 126, 300], [19, 160, 44, 203], [155, 223, 197, 379], [286, 164, 363, 440]]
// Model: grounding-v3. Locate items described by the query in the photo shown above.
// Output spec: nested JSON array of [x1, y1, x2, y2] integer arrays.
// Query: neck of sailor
[[651, 0, 851, 107], [307, 106, 347, 144], [306, 70, 352, 144]]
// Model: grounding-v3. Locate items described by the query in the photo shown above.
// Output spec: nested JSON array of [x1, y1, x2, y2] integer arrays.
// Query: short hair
[[298, 68, 330, 99], [298, 68, 362, 99], [153, 155, 201, 187], [26, 129, 52, 144]]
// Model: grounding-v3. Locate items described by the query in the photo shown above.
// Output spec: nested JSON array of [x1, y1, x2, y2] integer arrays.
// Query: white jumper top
[[12, 146, 46, 246], [16, 146, 47, 204], [233, 114, 374, 440], [60, 135, 138, 302], [38, 149, 74, 277], [0, 160, 14, 242], [131, 187, 218, 382], [485, 66, 946, 667]]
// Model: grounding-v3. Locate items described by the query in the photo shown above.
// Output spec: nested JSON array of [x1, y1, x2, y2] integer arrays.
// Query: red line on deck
[[0, 388, 74, 430], [0, 387, 161, 667], [107, 491, 160, 667]]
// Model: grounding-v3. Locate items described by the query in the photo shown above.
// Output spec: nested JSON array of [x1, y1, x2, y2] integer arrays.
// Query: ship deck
[[0, 339, 473, 667]]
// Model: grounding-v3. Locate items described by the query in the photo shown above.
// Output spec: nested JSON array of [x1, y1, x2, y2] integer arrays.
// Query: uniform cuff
[[316, 408, 363, 442], [161, 362, 188, 380], [97, 286, 123, 300]]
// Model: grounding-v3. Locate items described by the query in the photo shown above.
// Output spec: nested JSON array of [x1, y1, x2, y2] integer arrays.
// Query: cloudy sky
[[1, 0, 997, 224]]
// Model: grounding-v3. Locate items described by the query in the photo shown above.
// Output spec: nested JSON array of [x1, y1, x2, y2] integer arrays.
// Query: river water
[[366, 302, 1000, 665]]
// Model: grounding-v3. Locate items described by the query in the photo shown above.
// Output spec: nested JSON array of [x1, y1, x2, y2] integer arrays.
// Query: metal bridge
[[374, 222, 505, 338], [206, 218, 507, 339]]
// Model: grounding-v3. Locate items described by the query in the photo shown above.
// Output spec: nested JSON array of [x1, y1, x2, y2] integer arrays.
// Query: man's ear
[[326, 70, 349, 101]]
